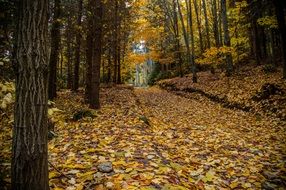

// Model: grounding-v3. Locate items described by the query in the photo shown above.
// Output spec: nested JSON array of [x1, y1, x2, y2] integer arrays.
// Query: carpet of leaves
[[158, 66, 286, 120], [1, 85, 286, 190], [47, 86, 285, 189]]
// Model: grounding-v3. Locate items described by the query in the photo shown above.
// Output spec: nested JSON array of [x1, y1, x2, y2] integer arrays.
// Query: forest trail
[[47, 86, 286, 189]]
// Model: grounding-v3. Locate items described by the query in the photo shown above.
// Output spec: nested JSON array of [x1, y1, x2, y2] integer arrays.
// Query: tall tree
[[186, 0, 197, 82], [176, 0, 197, 82], [211, 0, 220, 47], [73, 0, 83, 91], [221, 0, 233, 75], [85, 0, 94, 102], [48, 0, 61, 100], [193, 0, 204, 54], [274, 0, 286, 79], [89, 0, 103, 109], [202, 0, 210, 49], [66, 0, 74, 89], [113, 0, 119, 83], [12, 0, 49, 189]]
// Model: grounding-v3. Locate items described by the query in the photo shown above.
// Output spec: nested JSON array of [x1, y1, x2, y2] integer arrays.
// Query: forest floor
[[0, 68, 286, 190], [47, 86, 286, 190], [158, 65, 286, 121], [35, 86, 286, 189]]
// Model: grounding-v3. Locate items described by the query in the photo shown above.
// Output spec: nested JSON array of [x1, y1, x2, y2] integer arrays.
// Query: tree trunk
[[221, 0, 233, 75], [274, 0, 286, 78], [177, 0, 197, 82], [48, 0, 61, 100], [73, 0, 83, 92], [113, 0, 119, 83], [12, 0, 49, 189], [89, 0, 103, 109], [202, 0, 210, 49], [66, 2, 73, 89], [193, 0, 204, 54], [211, 0, 220, 47], [186, 0, 197, 82], [85, 0, 93, 102]]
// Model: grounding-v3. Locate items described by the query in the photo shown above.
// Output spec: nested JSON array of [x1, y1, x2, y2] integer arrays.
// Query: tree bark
[[211, 0, 220, 47], [274, 0, 286, 78], [73, 0, 83, 91], [89, 0, 103, 109], [66, 1, 73, 89], [193, 0, 204, 54], [12, 0, 49, 189], [221, 0, 233, 75], [177, 0, 197, 82], [85, 0, 94, 102], [202, 0, 210, 49], [48, 0, 61, 100], [186, 0, 197, 82], [113, 0, 119, 83]]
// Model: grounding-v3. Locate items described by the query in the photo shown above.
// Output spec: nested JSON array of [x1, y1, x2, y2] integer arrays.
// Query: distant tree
[[48, 0, 61, 100], [12, 0, 49, 189], [202, 0, 210, 49], [221, 0, 233, 75], [274, 0, 286, 79], [72, 0, 83, 91]]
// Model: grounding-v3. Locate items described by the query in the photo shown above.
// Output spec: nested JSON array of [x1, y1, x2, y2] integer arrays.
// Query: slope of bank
[[158, 65, 286, 121]]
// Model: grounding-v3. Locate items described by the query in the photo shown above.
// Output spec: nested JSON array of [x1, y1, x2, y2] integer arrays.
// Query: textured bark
[[274, 0, 286, 78], [113, 0, 119, 83], [193, 0, 204, 54], [85, 0, 93, 102], [170, 0, 183, 75], [117, 47, 121, 84], [66, 4, 73, 89], [48, 0, 61, 100], [221, 0, 233, 75], [177, 0, 197, 82], [202, 0, 210, 49], [186, 0, 197, 82], [73, 0, 83, 91], [12, 0, 49, 189], [107, 46, 112, 83], [90, 0, 103, 109], [211, 0, 220, 47]]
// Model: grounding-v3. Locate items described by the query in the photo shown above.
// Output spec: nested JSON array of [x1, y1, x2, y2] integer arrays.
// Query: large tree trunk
[[221, 0, 233, 75], [48, 0, 61, 100], [73, 0, 83, 92], [274, 0, 286, 78], [12, 0, 49, 189], [89, 0, 103, 109], [85, 0, 94, 102]]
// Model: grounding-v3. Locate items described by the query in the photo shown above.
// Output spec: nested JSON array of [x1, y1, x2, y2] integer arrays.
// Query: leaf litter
[[1, 85, 285, 189]]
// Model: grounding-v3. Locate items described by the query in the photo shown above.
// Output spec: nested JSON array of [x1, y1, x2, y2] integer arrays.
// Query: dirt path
[[47, 87, 286, 189]]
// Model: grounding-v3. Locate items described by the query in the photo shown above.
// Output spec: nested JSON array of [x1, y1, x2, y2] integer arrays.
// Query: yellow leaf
[[76, 171, 94, 182], [53, 188, 65, 190], [230, 181, 239, 189], [202, 170, 216, 182], [242, 182, 252, 188], [49, 172, 59, 179]]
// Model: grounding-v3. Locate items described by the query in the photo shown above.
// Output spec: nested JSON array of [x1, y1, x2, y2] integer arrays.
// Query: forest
[[0, 0, 286, 189]]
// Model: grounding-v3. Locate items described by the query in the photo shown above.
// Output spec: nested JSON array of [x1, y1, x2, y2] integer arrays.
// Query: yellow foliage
[[196, 46, 234, 65]]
